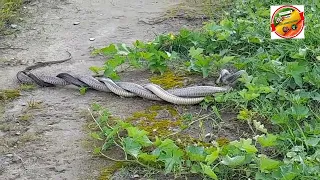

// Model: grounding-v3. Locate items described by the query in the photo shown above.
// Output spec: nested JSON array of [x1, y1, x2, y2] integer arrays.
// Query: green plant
[[0, 0, 23, 33], [89, 0, 320, 179]]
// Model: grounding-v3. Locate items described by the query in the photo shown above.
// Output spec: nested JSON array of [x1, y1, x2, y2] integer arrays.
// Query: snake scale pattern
[[16, 52, 245, 105]]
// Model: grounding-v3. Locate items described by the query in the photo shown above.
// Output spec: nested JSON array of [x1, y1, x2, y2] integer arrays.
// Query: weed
[[0, 123, 14, 131], [19, 84, 36, 91], [90, 0, 320, 179], [18, 132, 38, 143], [19, 113, 32, 121], [27, 99, 42, 109], [0, 0, 23, 33], [0, 89, 20, 101]]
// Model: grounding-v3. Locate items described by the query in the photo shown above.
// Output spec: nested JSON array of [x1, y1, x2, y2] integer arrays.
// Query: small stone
[[205, 133, 212, 138], [10, 24, 18, 29], [73, 21, 80, 25], [155, 110, 170, 119], [133, 174, 140, 178], [54, 166, 66, 172], [172, 128, 179, 132], [6, 154, 13, 157], [89, 38, 95, 41]]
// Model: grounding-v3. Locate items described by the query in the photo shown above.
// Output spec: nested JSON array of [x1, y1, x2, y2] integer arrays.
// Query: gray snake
[[16, 52, 245, 105]]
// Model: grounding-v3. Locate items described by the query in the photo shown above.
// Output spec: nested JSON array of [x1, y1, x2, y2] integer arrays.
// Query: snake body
[[16, 52, 245, 105]]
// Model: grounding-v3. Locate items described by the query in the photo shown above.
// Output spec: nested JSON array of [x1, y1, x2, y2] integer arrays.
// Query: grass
[[89, 0, 320, 179], [27, 99, 42, 109], [165, 0, 232, 21], [0, 89, 20, 100], [0, 0, 23, 34]]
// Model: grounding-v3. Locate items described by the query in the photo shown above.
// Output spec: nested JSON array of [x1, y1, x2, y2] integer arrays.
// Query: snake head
[[216, 69, 246, 85]]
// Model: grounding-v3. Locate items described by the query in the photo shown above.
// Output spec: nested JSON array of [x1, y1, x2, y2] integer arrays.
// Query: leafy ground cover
[[89, 0, 320, 179], [0, 0, 23, 34]]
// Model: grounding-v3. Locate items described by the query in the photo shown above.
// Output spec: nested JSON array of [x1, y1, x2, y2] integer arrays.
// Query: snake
[[16, 51, 245, 105]]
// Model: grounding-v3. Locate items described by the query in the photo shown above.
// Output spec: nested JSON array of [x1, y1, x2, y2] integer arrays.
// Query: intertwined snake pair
[[16, 52, 245, 105]]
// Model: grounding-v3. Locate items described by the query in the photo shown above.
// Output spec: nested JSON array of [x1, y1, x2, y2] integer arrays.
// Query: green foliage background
[[90, 0, 320, 179]]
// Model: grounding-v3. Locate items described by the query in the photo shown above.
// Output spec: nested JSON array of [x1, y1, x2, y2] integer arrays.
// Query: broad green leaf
[[257, 134, 278, 147], [126, 127, 152, 147], [305, 137, 320, 147], [289, 105, 310, 121], [221, 155, 246, 166], [271, 112, 289, 125], [191, 163, 202, 173], [217, 31, 230, 40], [186, 145, 206, 162], [285, 62, 307, 87], [205, 149, 219, 165], [189, 47, 204, 58], [158, 148, 184, 174], [99, 44, 118, 56], [219, 56, 235, 65], [239, 89, 260, 101], [311, 92, 320, 101], [116, 43, 131, 55], [220, 19, 233, 29], [230, 138, 258, 153], [123, 137, 141, 158], [200, 163, 218, 180], [259, 156, 281, 171], [156, 139, 184, 173]]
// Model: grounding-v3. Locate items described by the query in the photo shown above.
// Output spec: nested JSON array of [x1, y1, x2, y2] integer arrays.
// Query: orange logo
[[271, 5, 304, 39]]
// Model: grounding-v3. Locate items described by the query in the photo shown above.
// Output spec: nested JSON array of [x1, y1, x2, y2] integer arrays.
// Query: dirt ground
[[0, 0, 251, 179], [0, 0, 207, 179]]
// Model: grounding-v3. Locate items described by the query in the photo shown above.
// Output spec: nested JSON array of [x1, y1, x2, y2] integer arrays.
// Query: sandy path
[[0, 0, 203, 179]]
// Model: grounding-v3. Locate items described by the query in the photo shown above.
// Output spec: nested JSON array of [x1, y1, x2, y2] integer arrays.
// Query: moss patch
[[98, 162, 126, 180], [125, 105, 183, 137], [149, 71, 184, 89]]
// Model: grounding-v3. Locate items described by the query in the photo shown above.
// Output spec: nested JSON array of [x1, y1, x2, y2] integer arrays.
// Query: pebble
[[6, 154, 13, 157], [205, 133, 212, 138], [10, 24, 18, 29], [55, 166, 66, 172], [133, 174, 140, 178], [89, 38, 95, 41], [73, 21, 80, 25]]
